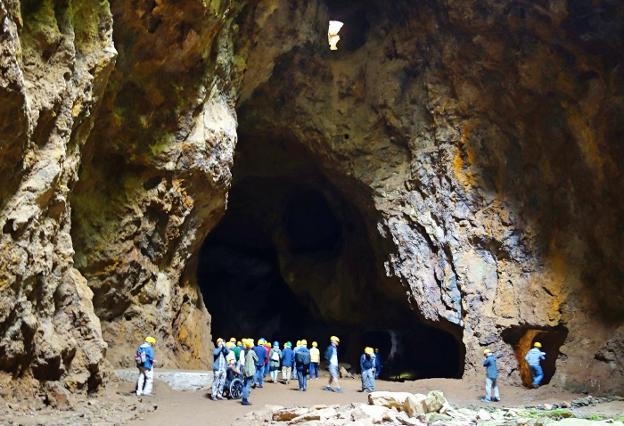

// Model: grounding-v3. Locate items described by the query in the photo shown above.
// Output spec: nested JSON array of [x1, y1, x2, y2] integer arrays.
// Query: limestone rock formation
[[0, 0, 623, 394]]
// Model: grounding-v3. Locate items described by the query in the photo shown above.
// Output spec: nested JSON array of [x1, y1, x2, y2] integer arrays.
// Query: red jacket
[[263, 346, 270, 365]]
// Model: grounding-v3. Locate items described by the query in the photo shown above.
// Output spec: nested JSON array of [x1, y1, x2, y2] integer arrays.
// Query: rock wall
[[0, 0, 622, 394]]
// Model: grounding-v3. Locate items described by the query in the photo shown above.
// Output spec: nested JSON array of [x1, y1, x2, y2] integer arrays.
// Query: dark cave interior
[[197, 132, 465, 379]]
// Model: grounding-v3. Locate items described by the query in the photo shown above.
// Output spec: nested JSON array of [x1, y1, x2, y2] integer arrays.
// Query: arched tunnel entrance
[[197, 134, 465, 379]]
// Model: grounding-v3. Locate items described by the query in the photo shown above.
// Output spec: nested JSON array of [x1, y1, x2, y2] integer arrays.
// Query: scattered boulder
[[368, 391, 415, 409], [424, 390, 446, 413], [273, 407, 309, 422], [403, 394, 428, 417], [340, 366, 354, 379]]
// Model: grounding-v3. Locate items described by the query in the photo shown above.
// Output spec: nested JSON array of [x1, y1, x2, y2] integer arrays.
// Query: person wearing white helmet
[[135, 336, 156, 396], [525, 342, 546, 388], [211, 338, 229, 400]]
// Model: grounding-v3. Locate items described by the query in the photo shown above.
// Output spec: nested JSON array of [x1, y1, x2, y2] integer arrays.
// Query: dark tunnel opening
[[502, 325, 569, 387], [197, 135, 465, 379]]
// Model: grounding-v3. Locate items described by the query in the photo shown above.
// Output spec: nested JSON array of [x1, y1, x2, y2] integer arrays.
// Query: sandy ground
[[125, 372, 623, 426]]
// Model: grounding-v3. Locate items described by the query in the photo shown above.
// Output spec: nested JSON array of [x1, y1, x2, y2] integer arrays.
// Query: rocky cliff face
[[0, 0, 623, 394]]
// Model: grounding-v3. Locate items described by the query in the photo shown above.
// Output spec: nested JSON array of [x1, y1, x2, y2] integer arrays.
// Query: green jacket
[[243, 349, 258, 378]]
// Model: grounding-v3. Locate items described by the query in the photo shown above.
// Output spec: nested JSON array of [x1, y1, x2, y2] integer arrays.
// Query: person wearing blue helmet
[[269, 341, 282, 383]]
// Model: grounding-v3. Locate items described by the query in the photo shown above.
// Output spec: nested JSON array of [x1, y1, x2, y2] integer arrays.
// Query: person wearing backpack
[[323, 335, 342, 392], [269, 341, 282, 383], [360, 347, 376, 392], [211, 338, 229, 400], [294, 339, 311, 391], [241, 339, 258, 406], [135, 336, 156, 396], [281, 342, 295, 384]]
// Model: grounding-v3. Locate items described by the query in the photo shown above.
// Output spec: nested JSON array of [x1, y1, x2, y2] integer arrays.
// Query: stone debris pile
[[240, 391, 624, 426]]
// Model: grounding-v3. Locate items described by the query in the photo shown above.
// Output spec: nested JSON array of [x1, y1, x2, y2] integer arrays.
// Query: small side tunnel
[[502, 325, 568, 386]]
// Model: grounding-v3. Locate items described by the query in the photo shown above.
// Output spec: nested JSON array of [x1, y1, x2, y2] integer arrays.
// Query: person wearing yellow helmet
[[360, 347, 376, 392], [211, 338, 230, 400], [241, 338, 258, 406], [294, 339, 311, 391], [481, 348, 500, 402], [253, 339, 267, 388], [525, 342, 546, 388], [323, 336, 343, 393], [135, 336, 156, 396], [309, 341, 320, 380]]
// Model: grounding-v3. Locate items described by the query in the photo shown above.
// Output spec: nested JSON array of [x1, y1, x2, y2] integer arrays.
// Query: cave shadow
[[197, 134, 465, 380]]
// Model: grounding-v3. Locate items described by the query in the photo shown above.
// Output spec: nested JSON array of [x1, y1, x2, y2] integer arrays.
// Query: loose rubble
[[240, 391, 624, 426]]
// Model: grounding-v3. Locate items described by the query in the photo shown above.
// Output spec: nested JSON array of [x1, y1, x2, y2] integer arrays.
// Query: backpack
[[135, 347, 147, 367], [271, 350, 280, 362], [295, 350, 311, 366]]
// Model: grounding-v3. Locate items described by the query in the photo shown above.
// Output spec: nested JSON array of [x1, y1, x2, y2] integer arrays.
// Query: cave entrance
[[502, 326, 568, 387], [197, 134, 464, 379]]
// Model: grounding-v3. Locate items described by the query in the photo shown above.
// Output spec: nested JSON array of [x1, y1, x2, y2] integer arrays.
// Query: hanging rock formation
[[0, 0, 622, 394]]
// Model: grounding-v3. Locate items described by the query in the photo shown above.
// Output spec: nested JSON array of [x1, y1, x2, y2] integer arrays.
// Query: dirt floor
[[3, 371, 623, 425], [125, 373, 623, 426]]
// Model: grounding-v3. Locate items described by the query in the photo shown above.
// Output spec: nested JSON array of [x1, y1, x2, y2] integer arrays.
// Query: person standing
[[374, 348, 382, 379], [253, 339, 267, 388], [481, 349, 500, 402], [263, 341, 271, 379], [211, 338, 229, 400], [135, 336, 156, 396], [323, 336, 343, 393], [269, 341, 282, 383], [295, 340, 311, 391], [360, 347, 376, 392], [309, 341, 320, 380], [525, 342, 546, 388], [241, 339, 258, 406], [281, 342, 294, 384]]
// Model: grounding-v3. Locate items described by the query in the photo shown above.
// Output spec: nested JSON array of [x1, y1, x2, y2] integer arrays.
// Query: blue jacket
[[138, 343, 155, 369], [483, 354, 498, 379], [525, 348, 545, 366], [295, 347, 310, 370], [213, 345, 229, 371], [254, 345, 266, 367], [360, 354, 374, 371], [374, 353, 382, 370], [282, 347, 295, 367], [325, 345, 338, 364]]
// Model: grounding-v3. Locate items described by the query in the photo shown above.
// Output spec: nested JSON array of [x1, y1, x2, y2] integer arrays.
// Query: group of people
[[135, 335, 548, 405], [211, 335, 347, 405], [482, 341, 547, 402]]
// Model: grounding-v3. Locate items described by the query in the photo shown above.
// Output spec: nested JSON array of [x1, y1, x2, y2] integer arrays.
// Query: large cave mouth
[[197, 136, 465, 379]]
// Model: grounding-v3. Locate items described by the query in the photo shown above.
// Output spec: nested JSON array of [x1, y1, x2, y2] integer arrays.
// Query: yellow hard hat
[[229, 337, 236, 342], [243, 338, 254, 348], [483, 348, 491, 355], [330, 336, 340, 343], [145, 336, 157, 344], [301, 339, 307, 346], [237, 341, 242, 346], [216, 338, 224, 344], [365, 347, 374, 355], [534, 342, 542, 348], [296, 340, 301, 346], [312, 341, 318, 347]]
